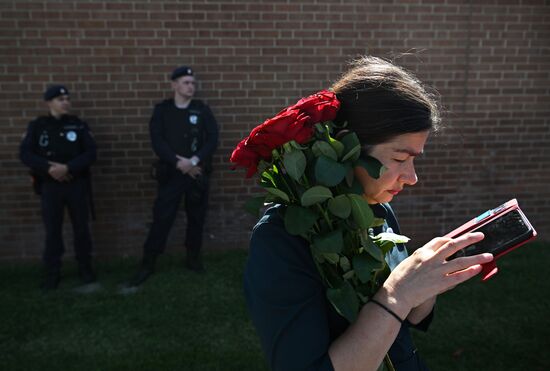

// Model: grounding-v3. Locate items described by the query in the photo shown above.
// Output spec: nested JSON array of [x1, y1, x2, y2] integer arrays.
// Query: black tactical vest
[[32, 115, 88, 163]]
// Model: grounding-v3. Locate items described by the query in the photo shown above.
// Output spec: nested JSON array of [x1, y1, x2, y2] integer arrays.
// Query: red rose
[[230, 90, 340, 177], [288, 112, 316, 143], [287, 90, 340, 124], [247, 109, 311, 153], [229, 138, 260, 178]]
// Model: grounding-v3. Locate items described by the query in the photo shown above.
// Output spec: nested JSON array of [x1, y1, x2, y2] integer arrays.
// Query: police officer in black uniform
[[19, 85, 98, 291], [126, 66, 218, 287]]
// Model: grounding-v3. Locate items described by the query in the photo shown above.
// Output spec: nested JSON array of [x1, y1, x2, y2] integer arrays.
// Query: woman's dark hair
[[331, 56, 441, 146]]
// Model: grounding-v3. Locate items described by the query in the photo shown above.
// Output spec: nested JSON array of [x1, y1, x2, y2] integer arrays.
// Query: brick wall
[[1, 0, 548, 260]]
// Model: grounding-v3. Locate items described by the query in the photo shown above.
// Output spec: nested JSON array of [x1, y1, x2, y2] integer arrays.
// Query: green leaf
[[260, 170, 276, 187], [312, 141, 338, 161], [313, 229, 343, 254], [329, 137, 345, 158], [356, 155, 385, 179], [265, 187, 290, 203], [353, 253, 384, 283], [283, 205, 318, 236], [348, 194, 374, 229], [342, 270, 355, 280], [322, 252, 340, 264], [340, 132, 361, 162], [315, 156, 347, 187], [339, 256, 351, 272], [377, 239, 396, 255], [373, 232, 411, 244], [327, 280, 359, 323], [362, 236, 384, 262], [243, 195, 266, 217], [341, 173, 363, 195], [301, 185, 332, 206], [283, 149, 306, 181], [341, 144, 361, 162], [328, 195, 351, 219], [289, 140, 308, 150]]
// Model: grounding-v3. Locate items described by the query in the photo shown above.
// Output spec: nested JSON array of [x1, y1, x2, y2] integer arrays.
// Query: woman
[[242, 56, 493, 370]]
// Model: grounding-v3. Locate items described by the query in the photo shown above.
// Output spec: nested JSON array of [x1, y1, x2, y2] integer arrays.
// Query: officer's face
[[172, 76, 196, 100], [47, 95, 71, 118]]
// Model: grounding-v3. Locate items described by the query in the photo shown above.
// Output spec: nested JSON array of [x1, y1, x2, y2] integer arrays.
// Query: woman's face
[[354, 130, 430, 204]]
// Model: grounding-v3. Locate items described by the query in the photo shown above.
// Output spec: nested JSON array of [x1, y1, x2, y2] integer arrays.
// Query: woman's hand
[[407, 296, 436, 325], [378, 232, 494, 318], [329, 233, 493, 370]]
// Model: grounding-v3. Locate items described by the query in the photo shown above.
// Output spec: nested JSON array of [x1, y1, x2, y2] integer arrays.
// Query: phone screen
[[449, 209, 533, 259]]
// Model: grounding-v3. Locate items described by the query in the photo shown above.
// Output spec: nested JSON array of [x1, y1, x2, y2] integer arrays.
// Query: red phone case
[[444, 199, 537, 281]]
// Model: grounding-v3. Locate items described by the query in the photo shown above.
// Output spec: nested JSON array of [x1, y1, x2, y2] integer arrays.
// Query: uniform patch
[[189, 115, 198, 125], [39, 131, 49, 147], [66, 131, 77, 142]]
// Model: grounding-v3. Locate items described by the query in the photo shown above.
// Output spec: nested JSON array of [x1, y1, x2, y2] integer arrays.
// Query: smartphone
[[445, 199, 537, 280]]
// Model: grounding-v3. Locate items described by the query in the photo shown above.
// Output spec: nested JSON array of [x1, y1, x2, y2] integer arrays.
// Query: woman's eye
[[393, 158, 407, 163]]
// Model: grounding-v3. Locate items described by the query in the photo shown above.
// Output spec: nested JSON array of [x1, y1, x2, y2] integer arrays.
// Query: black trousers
[[143, 171, 209, 257], [40, 178, 93, 271]]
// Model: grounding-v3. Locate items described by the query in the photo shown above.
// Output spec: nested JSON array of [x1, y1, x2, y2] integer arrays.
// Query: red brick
[[0, 0, 548, 260]]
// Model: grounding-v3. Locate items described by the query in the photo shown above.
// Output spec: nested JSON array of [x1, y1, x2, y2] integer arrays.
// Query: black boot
[[127, 253, 157, 287], [41, 268, 60, 292], [185, 249, 204, 273], [78, 261, 97, 285]]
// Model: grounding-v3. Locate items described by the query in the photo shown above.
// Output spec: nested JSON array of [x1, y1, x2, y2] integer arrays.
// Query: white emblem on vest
[[66, 131, 77, 142], [189, 115, 198, 125]]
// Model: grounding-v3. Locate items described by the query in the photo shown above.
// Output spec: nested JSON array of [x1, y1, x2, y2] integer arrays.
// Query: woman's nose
[[400, 163, 418, 186]]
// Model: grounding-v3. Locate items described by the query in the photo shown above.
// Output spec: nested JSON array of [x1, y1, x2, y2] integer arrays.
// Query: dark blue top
[[244, 204, 432, 371]]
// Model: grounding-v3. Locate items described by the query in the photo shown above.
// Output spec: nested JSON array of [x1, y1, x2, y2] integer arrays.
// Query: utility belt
[[31, 170, 89, 189], [150, 160, 209, 204], [29, 169, 96, 220], [150, 158, 213, 184]]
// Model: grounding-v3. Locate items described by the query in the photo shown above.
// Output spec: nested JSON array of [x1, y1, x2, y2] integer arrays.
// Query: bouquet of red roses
[[231, 91, 409, 368]]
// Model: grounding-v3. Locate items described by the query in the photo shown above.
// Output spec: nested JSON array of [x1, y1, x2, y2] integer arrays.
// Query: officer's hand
[[175, 156, 193, 174], [187, 166, 202, 179], [59, 174, 73, 182], [48, 162, 69, 181]]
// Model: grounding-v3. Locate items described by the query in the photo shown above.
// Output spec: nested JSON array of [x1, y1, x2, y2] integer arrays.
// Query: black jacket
[[149, 99, 218, 169], [19, 114, 96, 180]]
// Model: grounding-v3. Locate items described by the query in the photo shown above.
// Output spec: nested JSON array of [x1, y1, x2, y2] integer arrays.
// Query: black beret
[[43, 85, 69, 101], [170, 66, 194, 81]]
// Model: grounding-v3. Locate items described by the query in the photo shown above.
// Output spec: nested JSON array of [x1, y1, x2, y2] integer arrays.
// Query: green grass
[[0, 250, 267, 371], [413, 241, 550, 371], [1, 243, 549, 371]]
